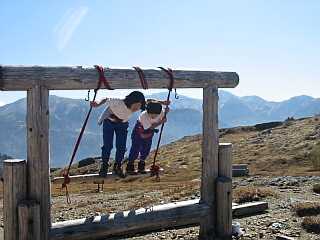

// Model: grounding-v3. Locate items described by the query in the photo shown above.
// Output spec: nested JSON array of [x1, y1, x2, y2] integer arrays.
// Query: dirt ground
[[1, 117, 320, 239]]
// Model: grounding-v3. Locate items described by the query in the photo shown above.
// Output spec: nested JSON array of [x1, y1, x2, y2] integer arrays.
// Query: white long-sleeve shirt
[[138, 110, 164, 130], [98, 99, 133, 125]]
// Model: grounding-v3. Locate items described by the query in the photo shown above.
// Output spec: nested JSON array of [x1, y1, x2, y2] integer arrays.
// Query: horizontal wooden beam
[[232, 164, 249, 170], [0, 66, 239, 91], [232, 201, 268, 218], [51, 168, 164, 185], [232, 168, 249, 177], [50, 199, 209, 240], [51, 167, 248, 184], [50, 199, 268, 240]]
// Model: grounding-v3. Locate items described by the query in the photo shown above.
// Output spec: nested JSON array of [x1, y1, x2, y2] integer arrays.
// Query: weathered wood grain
[[216, 176, 232, 239], [200, 86, 219, 240], [27, 86, 50, 240], [218, 143, 233, 178], [216, 143, 233, 239], [50, 199, 210, 240], [50, 199, 267, 240], [3, 159, 27, 240], [18, 200, 41, 240], [232, 201, 268, 218], [0, 66, 239, 90]]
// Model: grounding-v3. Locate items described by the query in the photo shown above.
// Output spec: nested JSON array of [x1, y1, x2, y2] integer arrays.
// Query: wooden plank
[[232, 201, 268, 218], [276, 236, 295, 240], [200, 86, 219, 239], [0, 66, 239, 91], [232, 164, 248, 170], [50, 199, 210, 240], [232, 169, 249, 177], [52, 168, 246, 184], [216, 177, 232, 239], [18, 200, 41, 240], [50, 199, 268, 240], [27, 86, 50, 240], [51, 168, 164, 184], [3, 159, 27, 240]]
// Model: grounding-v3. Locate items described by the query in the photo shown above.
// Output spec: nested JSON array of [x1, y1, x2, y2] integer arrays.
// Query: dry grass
[[48, 116, 320, 214], [302, 216, 320, 233], [233, 186, 277, 204], [310, 142, 320, 170], [293, 202, 320, 217], [51, 117, 320, 183]]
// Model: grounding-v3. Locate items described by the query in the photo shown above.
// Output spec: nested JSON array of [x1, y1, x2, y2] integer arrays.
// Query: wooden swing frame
[[1, 65, 239, 240]]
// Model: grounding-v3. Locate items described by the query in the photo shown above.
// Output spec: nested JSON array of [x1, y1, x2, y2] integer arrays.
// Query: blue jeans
[[128, 125, 153, 163], [101, 119, 129, 164]]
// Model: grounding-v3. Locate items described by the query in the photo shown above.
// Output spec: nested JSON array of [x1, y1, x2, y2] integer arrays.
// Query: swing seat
[[52, 168, 164, 185]]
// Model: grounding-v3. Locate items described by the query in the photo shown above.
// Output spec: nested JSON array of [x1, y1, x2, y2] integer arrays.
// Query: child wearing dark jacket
[[126, 100, 170, 174]]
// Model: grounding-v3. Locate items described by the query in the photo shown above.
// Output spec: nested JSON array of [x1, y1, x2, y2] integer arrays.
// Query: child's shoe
[[138, 161, 147, 174], [126, 163, 137, 175], [113, 163, 126, 178], [99, 162, 109, 177]]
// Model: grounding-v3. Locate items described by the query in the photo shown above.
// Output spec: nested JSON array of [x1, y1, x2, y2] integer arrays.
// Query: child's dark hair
[[146, 101, 162, 114], [124, 91, 146, 110]]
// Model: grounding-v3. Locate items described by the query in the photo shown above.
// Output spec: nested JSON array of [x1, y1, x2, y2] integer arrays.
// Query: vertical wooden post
[[216, 143, 233, 239], [27, 85, 50, 240], [200, 86, 219, 240], [218, 143, 232, 178], [3, 159, 27, 240], [18, 200, 41, 240]]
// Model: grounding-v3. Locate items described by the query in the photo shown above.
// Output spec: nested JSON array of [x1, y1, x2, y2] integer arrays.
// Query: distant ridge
[[0, 91, 319, 167]]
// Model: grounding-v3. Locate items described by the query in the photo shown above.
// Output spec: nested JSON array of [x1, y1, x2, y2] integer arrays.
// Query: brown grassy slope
[[53, 117, 320, 181], [48, 117, 320, 221], [139, 116, 320, 178]]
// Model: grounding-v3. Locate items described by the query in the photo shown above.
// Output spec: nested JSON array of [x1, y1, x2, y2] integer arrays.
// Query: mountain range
[[0, 91, 319, 167]]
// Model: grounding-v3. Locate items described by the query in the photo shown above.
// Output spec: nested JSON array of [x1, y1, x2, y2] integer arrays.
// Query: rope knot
[[150, 165, 161, 182], [94, 65, 114, 90], [62, 172, 71, 188]]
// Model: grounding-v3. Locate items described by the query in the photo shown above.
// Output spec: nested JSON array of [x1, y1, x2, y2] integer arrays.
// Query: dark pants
[[128, 126, 153, 163], [101, 119, 129, 164]]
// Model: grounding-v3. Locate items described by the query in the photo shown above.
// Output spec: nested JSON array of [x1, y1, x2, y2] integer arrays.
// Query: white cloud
[[0, 101, 6, 106], [54, 6, 89, 51]]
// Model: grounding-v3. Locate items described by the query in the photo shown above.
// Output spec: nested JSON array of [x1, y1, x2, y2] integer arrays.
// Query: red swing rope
[[61, 65, 113, 203], [150, 67, 175, 181], [133, 66, 148, 90]]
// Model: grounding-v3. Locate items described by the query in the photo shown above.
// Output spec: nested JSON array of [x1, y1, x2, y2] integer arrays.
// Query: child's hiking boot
[[138, 161, 147, 174], [126, 163, 137, 175], [99, 162, 109, 177], [113, 163, 126, 178]]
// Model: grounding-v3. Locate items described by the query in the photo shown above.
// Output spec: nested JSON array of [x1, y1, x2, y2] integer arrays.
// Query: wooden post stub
[[3, 159, 27, 240]]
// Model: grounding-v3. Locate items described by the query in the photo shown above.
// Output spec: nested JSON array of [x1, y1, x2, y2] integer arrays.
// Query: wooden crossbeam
[[51, 167, 247, 185], [50, 199, 209, 240], [49, 199, 268, 240], [232, 201, 268, 218], [0, 66, 239, 91], [51, 168, 164, 185], [232, 164, 249, 177]]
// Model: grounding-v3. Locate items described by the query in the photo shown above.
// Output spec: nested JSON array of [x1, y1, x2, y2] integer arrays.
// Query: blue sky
[[1, 0, 319, 106]]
